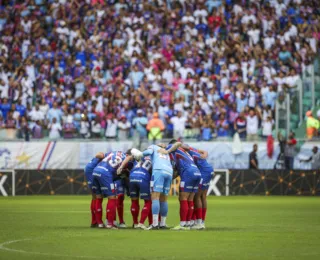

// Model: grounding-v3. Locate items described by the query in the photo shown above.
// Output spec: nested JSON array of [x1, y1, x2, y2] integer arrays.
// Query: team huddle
[[84, 140, 214, 230]]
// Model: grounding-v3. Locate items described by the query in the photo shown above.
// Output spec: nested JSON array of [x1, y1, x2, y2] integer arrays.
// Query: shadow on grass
[[204, 227, 243, 232], [48, 226, 243, 232]]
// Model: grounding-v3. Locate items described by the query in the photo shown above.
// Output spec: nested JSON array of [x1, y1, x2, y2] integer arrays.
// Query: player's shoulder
[[147, 144, 156, 150]]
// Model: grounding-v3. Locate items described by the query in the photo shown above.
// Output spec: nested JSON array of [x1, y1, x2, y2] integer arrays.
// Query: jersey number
[[103, 154, 123, 168], [136, 160, 152, 171], [159, 153, 170, 160]]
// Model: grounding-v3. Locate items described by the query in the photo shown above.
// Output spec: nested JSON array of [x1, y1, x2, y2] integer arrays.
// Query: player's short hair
[[126, 149, 132, 155], [169, 139, 177, 144]]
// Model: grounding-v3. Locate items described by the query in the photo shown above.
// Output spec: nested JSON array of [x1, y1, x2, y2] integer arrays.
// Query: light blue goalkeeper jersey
[[142, 145, 173, 175]]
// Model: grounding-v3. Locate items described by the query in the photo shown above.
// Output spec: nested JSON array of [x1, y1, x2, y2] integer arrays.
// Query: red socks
[[202, 208, 207, 221], [180, 200, 188, 222], [106, 199, 117, 226], [91, 199, 97, 225], [187, 201, 194, 222], [95, 198, 103, 224], [117, 195, 125, 224], [140, 200, 151, 224], [192, 210, 197, 221], [196, 207, 202, 220], [130, 199, 140, 225]]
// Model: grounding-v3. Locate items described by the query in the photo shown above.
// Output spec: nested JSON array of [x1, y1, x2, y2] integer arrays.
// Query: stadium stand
[[0, 0, 319, 141]]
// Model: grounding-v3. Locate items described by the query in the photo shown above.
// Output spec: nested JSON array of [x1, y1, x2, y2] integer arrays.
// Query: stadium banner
[[0, 142, 79, 169], [0, 141, 319, 170], [4, 169, 319, 196]]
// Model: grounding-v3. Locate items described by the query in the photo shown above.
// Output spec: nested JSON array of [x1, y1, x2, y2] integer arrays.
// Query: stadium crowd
[[0, 0, 319, 141]]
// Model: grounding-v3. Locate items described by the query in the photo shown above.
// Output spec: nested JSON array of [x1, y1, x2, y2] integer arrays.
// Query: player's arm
[[117, 155, 133, 175], [159, 142, 182, 155], [142, 146, 154, 156], [95, 152, 105, 159], [184, 145, 208, 159]]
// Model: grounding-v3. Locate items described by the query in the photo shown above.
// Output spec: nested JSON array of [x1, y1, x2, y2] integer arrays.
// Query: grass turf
[[0, 196, 319, 260]]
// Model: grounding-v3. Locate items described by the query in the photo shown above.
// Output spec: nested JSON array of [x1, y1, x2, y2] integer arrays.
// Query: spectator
[[216, 113, 229, 138], [300, 146, 320, 169], [132, 109, 148, 141], [263, 86, 277, 110], [105, 115, 118, 140], [170, 111, 187, 140], [306, 111, 319, 140], [284, 132, 297, 169], [246, 109, 259, 141], [5, 111, 16, 129], [48, 118, 62, 140], [32, 120, 43, 139], [29, 104, 45, 123], [0, 79, 8, 99], [47, 102, 63, 123], [236, 93, 248, 113], [63, 118, 76, 139], [91, 117, 102, 138], [0, 98, 10, 119], [146, 112, 165, 143], [20, 116, 30, 141], [117, 116, 131, 141], [262, 116, 274, 138], [80, 116, 90, 139], [201, 121, 213, 141], [249, 144, 259, 169], [234, 112, 247, 140]]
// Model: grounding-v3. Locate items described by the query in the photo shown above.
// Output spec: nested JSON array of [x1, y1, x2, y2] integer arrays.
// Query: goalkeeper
[[131, 143, 180, 230]]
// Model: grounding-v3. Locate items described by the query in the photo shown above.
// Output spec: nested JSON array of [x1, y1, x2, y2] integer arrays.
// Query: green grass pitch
[[0, 196, 319, 260]]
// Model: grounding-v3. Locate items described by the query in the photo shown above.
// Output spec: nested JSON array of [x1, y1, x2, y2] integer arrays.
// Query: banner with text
[[0, 141, 319, 170]]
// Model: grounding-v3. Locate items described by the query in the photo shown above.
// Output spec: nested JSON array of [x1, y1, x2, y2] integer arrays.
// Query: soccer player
[[162, 140, 201, 230], [84, 152, 106, 227], [92, 150, 132, 229], [182, 145, 213, 229], [131, 144, 177, 230], [117, 156, 153, 229]]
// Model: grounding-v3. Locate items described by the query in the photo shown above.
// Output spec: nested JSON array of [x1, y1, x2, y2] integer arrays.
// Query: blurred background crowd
[[0, 0, 319, 141]]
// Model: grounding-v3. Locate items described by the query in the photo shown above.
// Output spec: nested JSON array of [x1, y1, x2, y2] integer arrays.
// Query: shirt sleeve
[[142, 145, 154, 156]]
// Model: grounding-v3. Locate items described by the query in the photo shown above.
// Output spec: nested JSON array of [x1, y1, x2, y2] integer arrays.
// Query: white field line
[[0, 238, 101, 259]]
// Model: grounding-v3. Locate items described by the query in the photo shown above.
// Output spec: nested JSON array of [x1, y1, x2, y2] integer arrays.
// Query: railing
[[275, 54, 320, 137]]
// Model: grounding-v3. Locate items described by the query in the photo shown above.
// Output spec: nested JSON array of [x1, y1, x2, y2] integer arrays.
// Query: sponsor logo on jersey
[[132, 171, 146, 175], [130, 179, 143, 183], [97, 166, 109, 171]]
